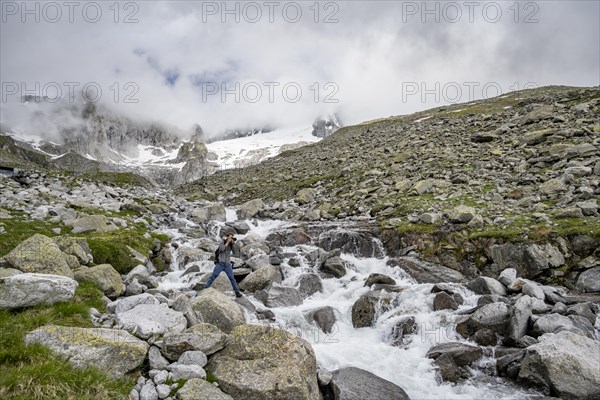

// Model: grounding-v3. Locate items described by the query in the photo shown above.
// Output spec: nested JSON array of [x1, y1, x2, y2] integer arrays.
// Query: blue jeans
[[204, 263, 240, 292]]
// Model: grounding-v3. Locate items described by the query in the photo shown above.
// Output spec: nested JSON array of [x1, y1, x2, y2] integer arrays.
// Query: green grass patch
[[0, 283, 133, 400], [0, 216, 64, 258]]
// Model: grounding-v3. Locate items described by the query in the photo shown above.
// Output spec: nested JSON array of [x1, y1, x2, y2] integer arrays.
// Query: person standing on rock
[[202, 232, 243, 297]]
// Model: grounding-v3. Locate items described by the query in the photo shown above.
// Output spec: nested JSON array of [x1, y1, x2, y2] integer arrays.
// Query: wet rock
[[207, 324, 320, 400], [496, 348, 526, 379], [427, 342, 484, 382], [351, 292, 393, 328], [329, 366, 410, 400], [306, 306, 337, 334], [296, 274, 323, 298], [318, 229, 383, 258], [477, 294, 511, 307], [432, 291, 458, 311], [388, 316, 417, 347], [319, 256, 347, 278], [364, 273, 396, 287], [518, 331, 600, 399], [388, 257, 465, 283]]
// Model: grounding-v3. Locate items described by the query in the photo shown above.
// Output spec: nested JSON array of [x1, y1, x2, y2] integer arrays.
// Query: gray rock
[[178, 351, 207, 367], [207, 324, 320, 400], [566, 303, 596, 325], [25, 325, 148, 377], [351, 292, 394, 328], [238, 265, 282, 292], [329, 366, 410, 400], [244, 254, 271, 271], [171, 294, 200, 327], [4, 234, 74, 277], [388, 257, 465, 283], [140, 381, 159, 400], [296, 274, 323, 298], [518, 331, 600, 399], [448, 205, 477, 223], [319, 256, 347, 278], [125, 265, 150, 285], [531, 313, 590, 338], [263, 283, 303, 308], [576, 267, 600, 292], [74, 264, 125, 299], [522, 281, 545, 300], [116, 304, 187, 339], [490, 243, 565, 279], [0, 273, 78, 309], [162, 323, 229, 359], [238, 198, 264, 219], [467, 276, 507, 296], [432, 291, 458, 311], [191, 288, 245, 333], [108, 293, 159, 314], [456, 302, 511, 337], [388, 316, 417, 346], [472, 328, 497, 346], [364, 273, 396, 287], [175, 378, 233, 400], [551, 302, 568, 314], [306, 306, 336, 334], [156, 384, 171, 399], [427, 342, 484, 382], [68, 215, 119, 234], [505, 295, 534, 346], [149, 346, 170, 370], [498, 268, 517, 287], [168, 363, 206, 381], [190, 203, 226, 223]]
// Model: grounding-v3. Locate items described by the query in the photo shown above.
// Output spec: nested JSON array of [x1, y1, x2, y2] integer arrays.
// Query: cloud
[[1, 0, 598, 138]]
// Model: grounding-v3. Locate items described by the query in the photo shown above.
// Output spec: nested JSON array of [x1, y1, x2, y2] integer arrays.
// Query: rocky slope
[[179, 85, 600, 289], [1, 167, 599, 399]]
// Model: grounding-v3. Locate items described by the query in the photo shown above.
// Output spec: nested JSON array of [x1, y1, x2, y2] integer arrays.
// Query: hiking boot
[[235, 291, 243, 298]]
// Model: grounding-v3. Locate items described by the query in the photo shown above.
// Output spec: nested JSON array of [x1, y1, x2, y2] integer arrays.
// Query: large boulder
[[456, 302, 512, 337], [74, 264, 125, 298], [426, 342, 484, 382], [108, 293, 159, 314], [238, 199, 264, 219], [518, 331, 600, 399], [351, 292, 394, 328], [576, 267, 600, 292], [238, 265, 282, 292], [25, 325, 148, 377], [53, 237, 92, 265], [531, 313, 593, 339], [306, 306, 337, 334], [388, 257, 465, 283], [319, 256, 347, 278], [116, 304, 187, 339], [262, 283, 303, 308], [68, 215, 119, 234], [162, 323, 229, 360], [176, 378, 233, 400], [318, 230, 384, 258], [3, 234, 74, 277], [0, 273, 78, 309], [207, 324, 320, 400], [467, 277, 507, 296], [191, 288, 245, 333], [190, 203, 226, 223], [328, 367, 410, 400], [504, 295, 534, 346], [490, 243, 565, 279], [296, 274, 323, 298]]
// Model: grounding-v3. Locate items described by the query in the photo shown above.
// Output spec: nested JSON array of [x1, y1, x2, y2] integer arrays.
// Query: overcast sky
[[1, 0, 599, 137]]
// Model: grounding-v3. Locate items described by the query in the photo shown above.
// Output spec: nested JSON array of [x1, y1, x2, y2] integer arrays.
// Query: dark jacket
[[217, 240, 238, 264]]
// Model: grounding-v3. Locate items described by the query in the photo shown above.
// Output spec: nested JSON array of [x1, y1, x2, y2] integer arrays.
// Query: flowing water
[[156, 211, 543, 399]]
